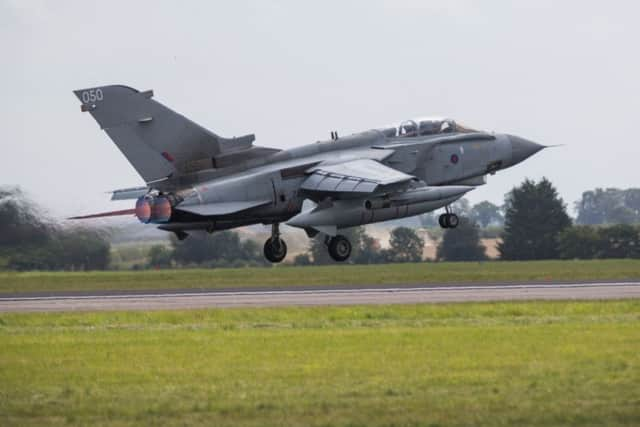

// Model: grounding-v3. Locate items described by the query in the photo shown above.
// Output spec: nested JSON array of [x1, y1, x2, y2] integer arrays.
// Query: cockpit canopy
[[378, 117, 478, 138]]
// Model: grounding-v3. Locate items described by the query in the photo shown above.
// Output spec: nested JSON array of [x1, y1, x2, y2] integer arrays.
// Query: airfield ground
[[1, 300, 639, 426], [1, 260, 639, 426], [0, 259, 639, 294]]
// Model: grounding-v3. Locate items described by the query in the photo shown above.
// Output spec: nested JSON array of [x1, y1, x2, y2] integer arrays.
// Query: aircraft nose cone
[[509, 135, 545, 165]]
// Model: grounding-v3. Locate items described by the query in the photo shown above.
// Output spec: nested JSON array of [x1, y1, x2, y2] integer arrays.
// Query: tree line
[[575, 188, 640, 225], [498, 178, 639, 260], [147, 232, 267, 269], [0, 187, 111, 271], [2, 181, 639, 271]]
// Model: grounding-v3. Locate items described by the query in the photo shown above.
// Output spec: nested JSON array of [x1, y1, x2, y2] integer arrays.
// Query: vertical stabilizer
[[73, 85, 256, 182]]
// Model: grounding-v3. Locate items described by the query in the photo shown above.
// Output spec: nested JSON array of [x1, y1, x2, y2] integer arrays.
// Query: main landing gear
[[263, 224, 353, 263], [264, 223, 287, 263], [327, 235, 352, 262], [438, 206, 459, 229]]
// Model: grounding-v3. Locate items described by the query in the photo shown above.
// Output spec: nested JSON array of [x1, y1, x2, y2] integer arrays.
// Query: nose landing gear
[[264, 223, 287, 263], [438, 206, 459, 229], [327, 235, 352, 262]]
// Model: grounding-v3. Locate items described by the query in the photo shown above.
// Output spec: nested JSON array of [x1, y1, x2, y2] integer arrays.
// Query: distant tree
[[386, 227, 424, 263], [7, 227, 111, 271], [7, 247, 58, 271], [0, 187, 53, 251], [1, 188, 111, 271], [625, 189, 640, 216], [469, 201, 503, 228], [478, 226, 502, 239], [452, 198, 471, 218], [148, 244, 173, 268], [352, 233, 384, 264], [173, 232, 226, 265], [437, 217, 486, 261], [418, 212, 438, 228], [499, 178, 571, 260], [558, 224, 640, 259], [557, 226, 601, 259], [239, 239, 264, 263], [57, 228, 111, 270], [575, 189, 606, 225], [309, 237, 332, 265], [597, 224, 640, 259], [575, 188, 640, 225], [172, 231, 264, 266], [607, 205, 637, 225]]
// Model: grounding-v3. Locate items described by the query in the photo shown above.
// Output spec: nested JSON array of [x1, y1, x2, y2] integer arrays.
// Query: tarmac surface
[[0, 281, 639, 312]]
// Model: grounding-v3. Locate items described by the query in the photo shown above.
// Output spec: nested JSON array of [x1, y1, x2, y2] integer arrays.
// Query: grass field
[[0, 259, 639, 294], [1, 300, 639, 426]]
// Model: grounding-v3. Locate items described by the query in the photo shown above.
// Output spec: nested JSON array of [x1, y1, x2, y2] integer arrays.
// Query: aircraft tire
[[438, 214, 449, 229], [264, 238, 287, 263], [445, 213, 459, 228], [328, 235, 351, 262]]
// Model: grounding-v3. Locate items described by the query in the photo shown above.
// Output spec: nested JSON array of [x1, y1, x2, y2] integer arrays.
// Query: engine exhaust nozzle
[[135, 196, 173, 224]]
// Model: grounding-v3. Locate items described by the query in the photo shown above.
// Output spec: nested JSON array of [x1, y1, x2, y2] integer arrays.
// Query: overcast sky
[[2, 0, 639, 219]]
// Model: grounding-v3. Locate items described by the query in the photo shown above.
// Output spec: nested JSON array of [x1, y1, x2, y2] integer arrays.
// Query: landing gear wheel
[[438, 214, 448, 229], [264, 238, 287, 263], [439, 213, 459, 229], [328, 235, 352, 262], [445, 213, 459, 228]]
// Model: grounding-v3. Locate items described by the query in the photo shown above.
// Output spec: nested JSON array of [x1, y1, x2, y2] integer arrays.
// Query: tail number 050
[[81, 89, 104, 103]]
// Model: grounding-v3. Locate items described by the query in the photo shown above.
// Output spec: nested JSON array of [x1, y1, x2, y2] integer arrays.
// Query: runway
[[0, 281, 639, 312]]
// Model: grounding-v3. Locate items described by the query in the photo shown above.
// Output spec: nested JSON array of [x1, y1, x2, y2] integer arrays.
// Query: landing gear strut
[[438, 206, 459, 229], [264, 223, 287, 263], [327, 235, 352, 262]]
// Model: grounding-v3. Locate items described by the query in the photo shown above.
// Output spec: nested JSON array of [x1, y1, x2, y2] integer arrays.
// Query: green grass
[[1, 300, 639, 426], [0, 259, 639, 294]]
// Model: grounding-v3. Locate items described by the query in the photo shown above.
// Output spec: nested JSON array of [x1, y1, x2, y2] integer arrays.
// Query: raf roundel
[[450, 154, 459, 164]]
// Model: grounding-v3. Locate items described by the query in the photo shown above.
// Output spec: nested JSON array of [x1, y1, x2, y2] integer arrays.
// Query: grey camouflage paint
[[73, 85, 544, 239]]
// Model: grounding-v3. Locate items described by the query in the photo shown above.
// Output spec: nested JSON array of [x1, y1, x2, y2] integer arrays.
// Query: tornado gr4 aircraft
[[71, 85, 544, 262]]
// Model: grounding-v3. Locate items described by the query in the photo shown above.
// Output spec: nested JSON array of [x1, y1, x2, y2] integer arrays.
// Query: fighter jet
[[71, 85, 545, 262]]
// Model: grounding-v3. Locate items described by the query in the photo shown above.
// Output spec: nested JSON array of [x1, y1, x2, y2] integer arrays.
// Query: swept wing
[[300, 158, 414, 196]]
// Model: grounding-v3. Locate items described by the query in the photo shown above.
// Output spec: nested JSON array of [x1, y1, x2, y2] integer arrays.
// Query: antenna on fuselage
[[330, 131, 339, 141]]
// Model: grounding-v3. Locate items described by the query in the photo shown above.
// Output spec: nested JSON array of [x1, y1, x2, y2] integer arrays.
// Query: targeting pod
[[135, 196, 173, 224]]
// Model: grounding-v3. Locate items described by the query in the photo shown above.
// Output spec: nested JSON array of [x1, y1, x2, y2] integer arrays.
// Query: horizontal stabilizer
[[175, 200, 271, 216], [110, 186, 148, 200]]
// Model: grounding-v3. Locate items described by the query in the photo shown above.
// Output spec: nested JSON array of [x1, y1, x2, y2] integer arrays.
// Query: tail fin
[[73, 85, 258, 182]]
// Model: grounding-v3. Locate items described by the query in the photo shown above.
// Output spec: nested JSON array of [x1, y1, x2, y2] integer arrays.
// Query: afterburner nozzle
[[135, 196, 172, 224]]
